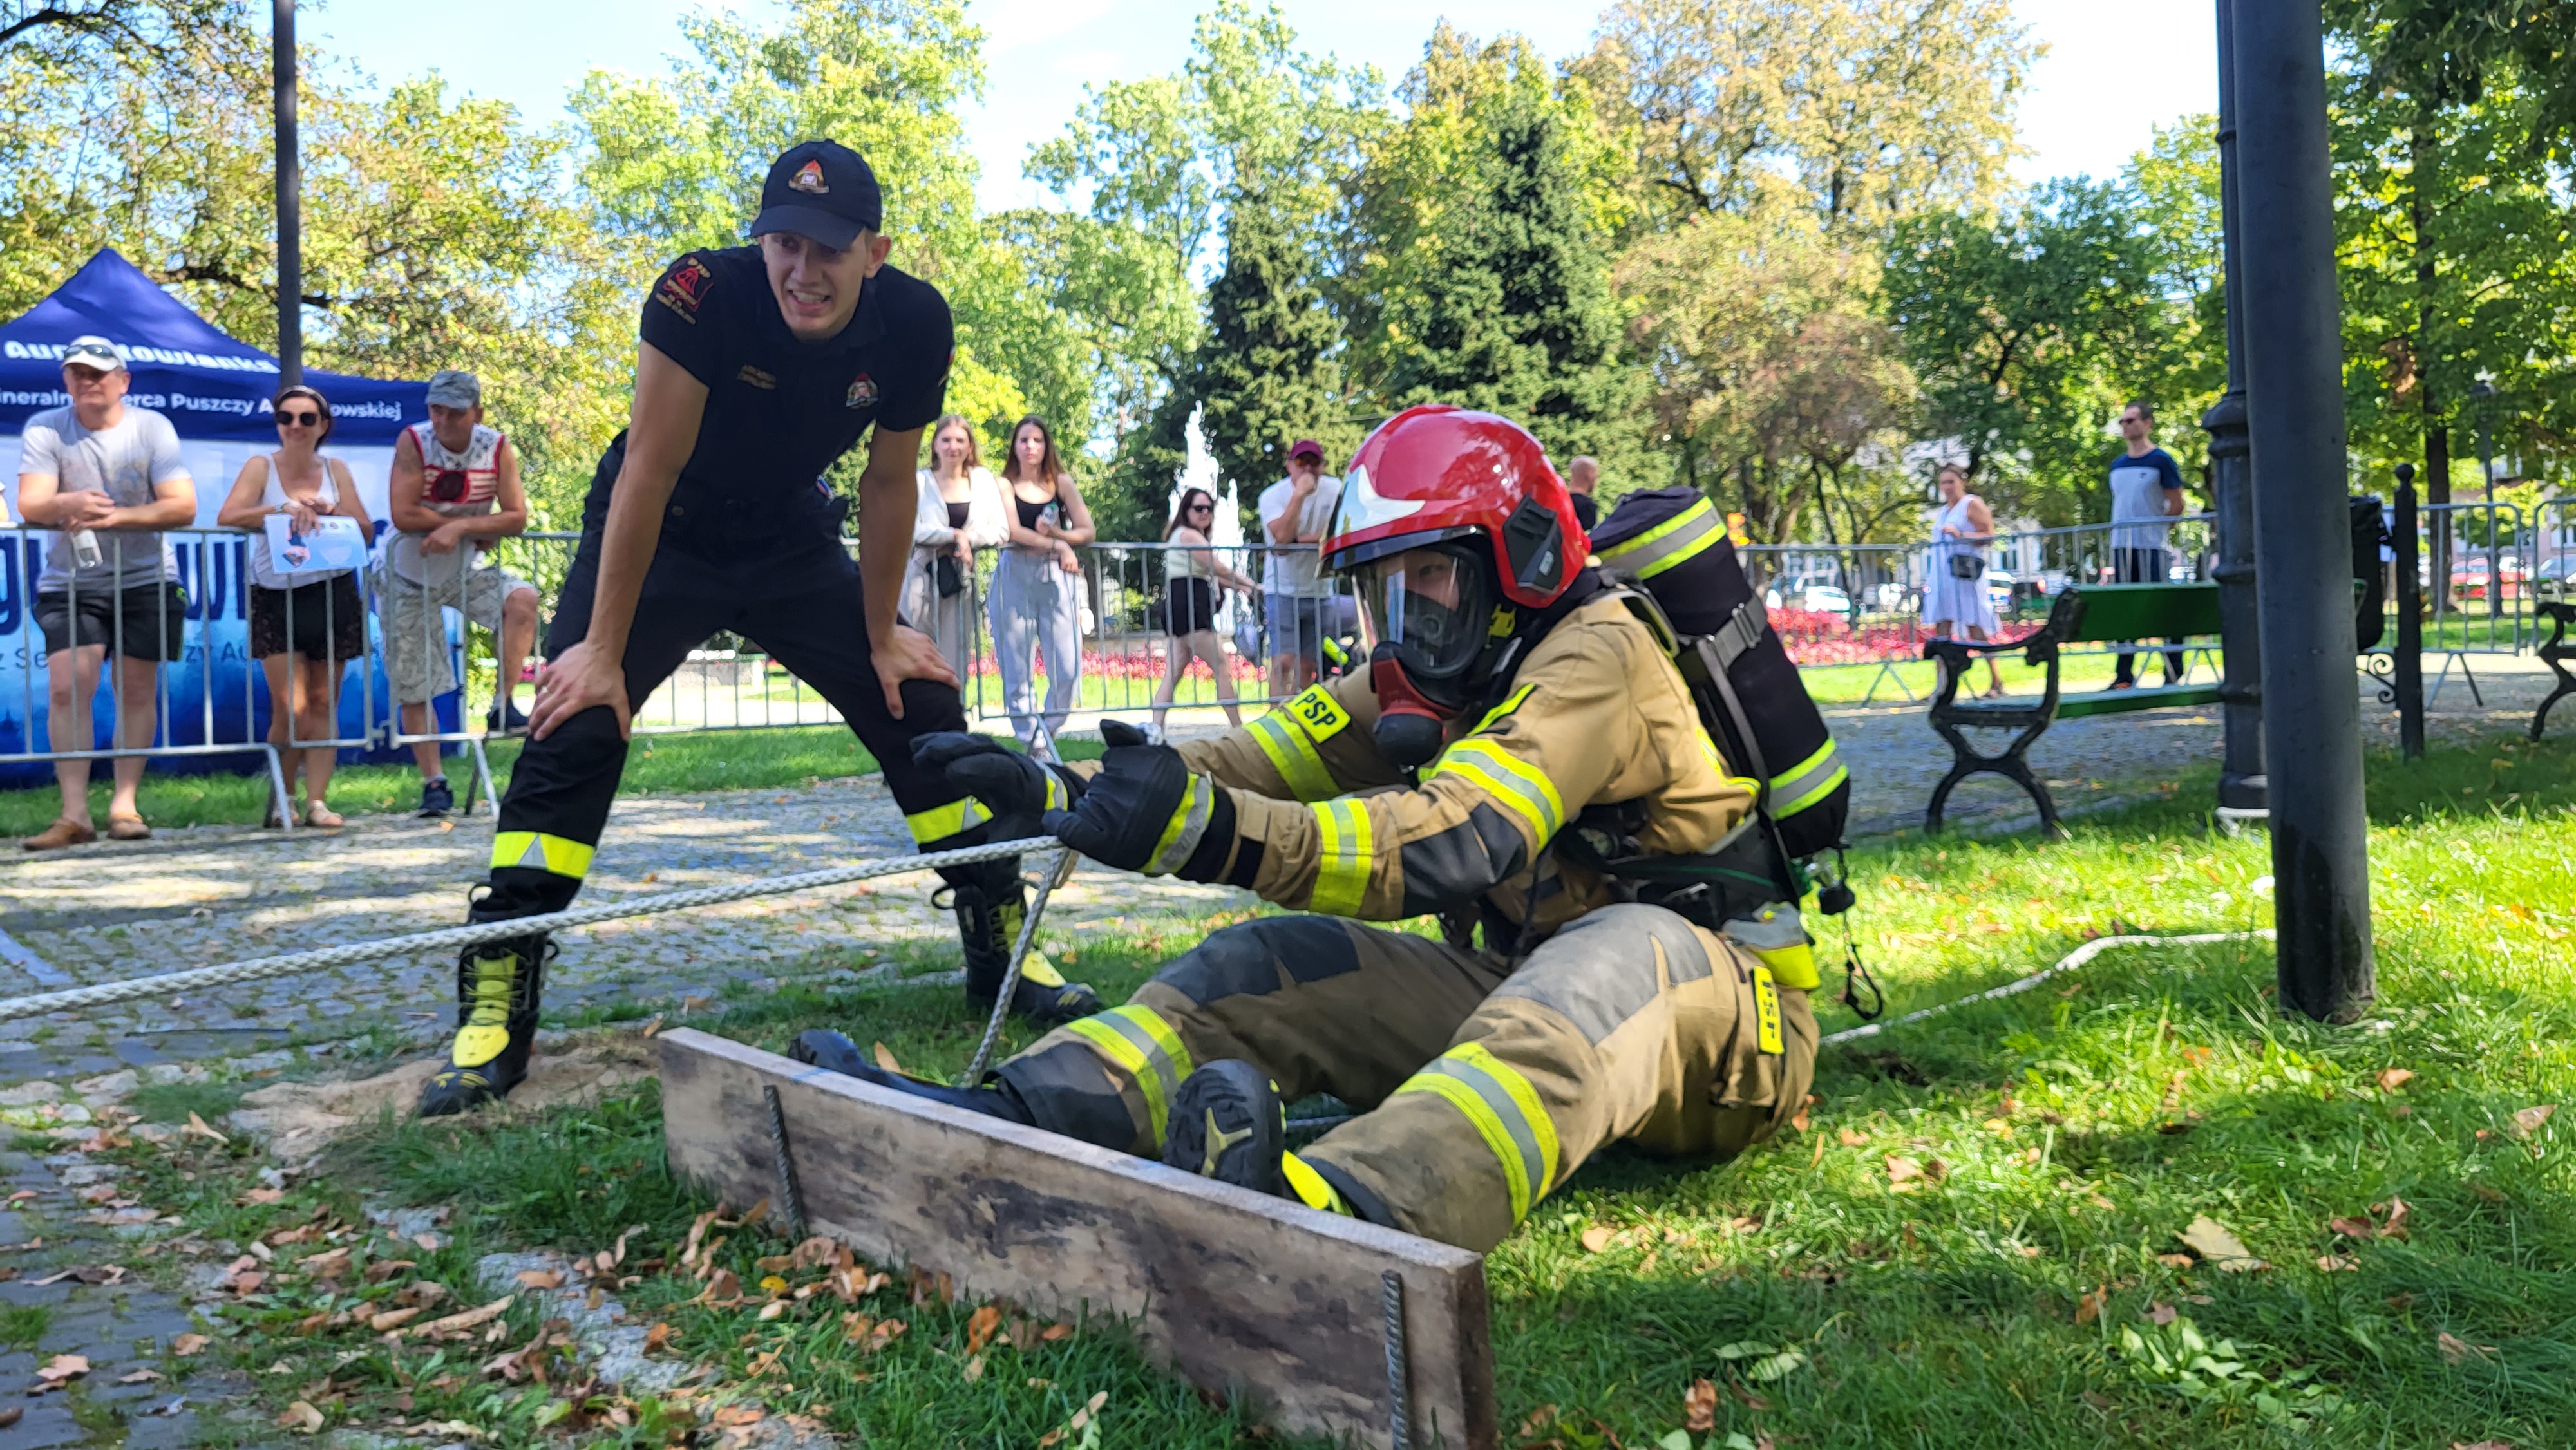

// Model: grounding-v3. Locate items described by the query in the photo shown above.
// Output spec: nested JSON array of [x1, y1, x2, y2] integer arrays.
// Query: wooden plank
[[657, 1028, 1497, 1449]]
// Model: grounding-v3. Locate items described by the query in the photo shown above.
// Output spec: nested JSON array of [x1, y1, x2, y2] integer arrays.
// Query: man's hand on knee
[[913, 731, 1084, 840]]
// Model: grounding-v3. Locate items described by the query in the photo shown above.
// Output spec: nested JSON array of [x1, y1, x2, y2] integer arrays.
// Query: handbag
[[1947, 552, 1985, 580], [934, 553, 967, 598]]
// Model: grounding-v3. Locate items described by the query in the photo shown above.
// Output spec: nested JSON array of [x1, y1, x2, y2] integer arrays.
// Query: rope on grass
[[0, 837, 1040, 1025], [1818, 929, 2275, 1047]]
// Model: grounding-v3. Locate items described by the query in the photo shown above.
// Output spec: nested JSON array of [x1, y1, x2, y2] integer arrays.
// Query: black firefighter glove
[[1041, 719, 1235, 877], [910, 732, 1084, 842]]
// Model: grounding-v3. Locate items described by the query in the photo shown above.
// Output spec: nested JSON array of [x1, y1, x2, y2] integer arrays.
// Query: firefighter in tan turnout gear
[[795, 405, 1823, 1254]]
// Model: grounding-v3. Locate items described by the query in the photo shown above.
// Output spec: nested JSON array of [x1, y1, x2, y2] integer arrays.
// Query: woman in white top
[[1150, 487, 1259, 734], [903, 414, 1008, 683], [987, 414, 1095, 758], [216, 385, 372, 826], [1925, 464, 2006, 697]]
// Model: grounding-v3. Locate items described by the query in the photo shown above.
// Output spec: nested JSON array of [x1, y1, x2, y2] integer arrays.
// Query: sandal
[[23, 817, 95, 851], [106, 813, 151, 841], [1981, 683, 2009, 699], [304, 802, 345, 829]]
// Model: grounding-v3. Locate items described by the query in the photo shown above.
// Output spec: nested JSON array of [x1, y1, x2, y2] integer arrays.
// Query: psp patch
[[653, 255, 713, 323], [845, 373, 878, 410], [790, 159, 829, 194]]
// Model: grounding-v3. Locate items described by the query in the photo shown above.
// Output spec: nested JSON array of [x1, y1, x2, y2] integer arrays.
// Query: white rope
[[1818, 929, 2273, 1046], [0, 838, 1039, 1025]]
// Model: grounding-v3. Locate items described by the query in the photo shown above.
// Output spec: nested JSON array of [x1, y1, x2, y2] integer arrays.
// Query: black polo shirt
[[607, 245, 951, 576]]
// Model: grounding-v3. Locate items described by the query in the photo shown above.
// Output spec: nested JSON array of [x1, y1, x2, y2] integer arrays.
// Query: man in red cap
[[415, 140, 1102, 1118], [1257, 438, 1341, 696]]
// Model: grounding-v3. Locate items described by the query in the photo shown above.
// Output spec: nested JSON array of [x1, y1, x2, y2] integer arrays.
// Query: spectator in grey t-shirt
[[2107, 400, 2187, 688], [12, 336, 197, 849]]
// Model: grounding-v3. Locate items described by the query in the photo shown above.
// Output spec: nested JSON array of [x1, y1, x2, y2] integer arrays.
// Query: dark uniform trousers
[[482, 443, 1010, 918], [993, 903, 1818, 1254]]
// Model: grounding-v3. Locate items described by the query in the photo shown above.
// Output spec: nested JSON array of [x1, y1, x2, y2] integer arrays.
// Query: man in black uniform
[[417, 140, 1101, 1118]]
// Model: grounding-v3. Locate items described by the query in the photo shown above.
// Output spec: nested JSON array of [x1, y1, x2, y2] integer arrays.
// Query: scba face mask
[[1353, 541, 1499, 768]]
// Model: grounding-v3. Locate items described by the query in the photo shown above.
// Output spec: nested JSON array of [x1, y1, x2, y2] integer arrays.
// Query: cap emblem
[[790, 159, 829, 194]]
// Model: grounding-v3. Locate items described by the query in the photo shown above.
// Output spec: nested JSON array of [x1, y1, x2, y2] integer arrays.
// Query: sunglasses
[[278, 410, 321, 426], [1188, 502, 1213, 511]]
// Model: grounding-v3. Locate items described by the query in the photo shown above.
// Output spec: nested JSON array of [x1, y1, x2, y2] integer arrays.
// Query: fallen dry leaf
[[2512, 1105, 2555, 1138], [37, 1353, 90, 1383], [171, 1333, 209, 1357], [185, 1111, 231, 1145], [2156, 1252, 2195, 1268], [2076, 1286, 2106, 1325], [2377, 1068, 2415, 1091], [2329, 1216, 2376, 1241], [229, 1270, 266, 1295], [416, 1295, 514, 1339], [1838, 1127, 1866, 1147], [963, 1353, 985, 1382], [2439, 1331, 2496, 1364], [2147, 1303, 2177, 1326], [2378, 1198, 2412, 1240], [873, 1041, 904, 1074], [2318, 1255, 2360, 1272], [1683, 1376, 1718, 1431], [370, 1307, 422, 1332], [0, 1407, 19, 1430], [966, 1304, 1003, 1356], [1789, 1094, 1816, 1133], [278, 1400, 325, 1434], [1041, 1321, 1074, 1342], [516, 1268, 563, 1290], [2177, 1216, 2263, 1272], [117, 1370, 163, 1384], [1580, 1226, 1616, 1253], [2451, 1442, 2515, 1450]]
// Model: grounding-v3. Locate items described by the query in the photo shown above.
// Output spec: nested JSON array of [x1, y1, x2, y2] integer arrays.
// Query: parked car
[[2536, 553, 2574, 604], [2449, 553, 2527, 601], [1766, 581, 1852, 614]]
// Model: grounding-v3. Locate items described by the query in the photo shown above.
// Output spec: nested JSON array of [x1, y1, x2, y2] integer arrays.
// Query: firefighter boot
[[1163, 1060, 1379, 1221], [947, 877, 1102, 1027], [417, 932, 552, 1117], [789, 1030, 1036, 1125]]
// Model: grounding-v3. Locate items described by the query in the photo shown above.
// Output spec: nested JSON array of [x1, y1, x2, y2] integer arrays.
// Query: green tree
[[1193, 188, 1348, 496], [1365, 73, 1638, 477], [1576, 0, 2035, 236]]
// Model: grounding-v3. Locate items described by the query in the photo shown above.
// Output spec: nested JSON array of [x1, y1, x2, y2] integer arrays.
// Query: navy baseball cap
[[748, 140, 884, 249]]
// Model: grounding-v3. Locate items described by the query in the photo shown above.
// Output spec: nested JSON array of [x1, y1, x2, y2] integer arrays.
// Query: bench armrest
[[1924, 628, 2060, 715]]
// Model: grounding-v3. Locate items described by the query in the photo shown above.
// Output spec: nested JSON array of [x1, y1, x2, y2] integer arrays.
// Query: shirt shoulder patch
[[1284, 684, 1352, 743], [737, 364, 776, 390], [654, 255, 715, 323]]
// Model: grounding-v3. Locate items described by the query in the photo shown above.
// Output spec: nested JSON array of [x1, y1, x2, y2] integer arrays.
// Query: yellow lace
[[465, 954, 518, 1027]]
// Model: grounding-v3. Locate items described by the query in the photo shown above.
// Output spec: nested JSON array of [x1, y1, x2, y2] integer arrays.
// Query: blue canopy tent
[[0, 248, 433, 786]]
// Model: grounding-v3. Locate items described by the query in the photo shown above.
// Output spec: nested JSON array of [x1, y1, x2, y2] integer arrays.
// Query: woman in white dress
[[1926, 464, 2006, 697], [904, 414, 1007, 684]]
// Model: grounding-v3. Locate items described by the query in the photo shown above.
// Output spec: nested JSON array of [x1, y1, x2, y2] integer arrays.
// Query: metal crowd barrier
[[1, 523, 514, 828]]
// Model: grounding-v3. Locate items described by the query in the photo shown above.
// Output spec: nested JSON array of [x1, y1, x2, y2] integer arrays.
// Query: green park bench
[[1922, 582, 2222, 835], [2536, 601, 2575, 740]]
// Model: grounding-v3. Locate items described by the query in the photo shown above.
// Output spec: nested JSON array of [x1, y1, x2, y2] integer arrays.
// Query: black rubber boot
[[416, 927, 552, 1118], [789, 1030, 1036, 1125], [1164, 1059, 1289, 1193], [946, 877, 1103, 1027]]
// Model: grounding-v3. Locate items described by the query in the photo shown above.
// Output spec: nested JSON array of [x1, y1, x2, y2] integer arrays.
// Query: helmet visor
[[1352, 541, 1495, 683]]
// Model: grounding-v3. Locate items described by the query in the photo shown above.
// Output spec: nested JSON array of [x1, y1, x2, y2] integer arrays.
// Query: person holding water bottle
[[14, 336, 196, 849]]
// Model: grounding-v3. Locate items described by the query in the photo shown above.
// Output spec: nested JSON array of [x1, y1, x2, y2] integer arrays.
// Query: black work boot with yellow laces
[[946, 878, 1102, 1028], [416, 930, 552, 1117]]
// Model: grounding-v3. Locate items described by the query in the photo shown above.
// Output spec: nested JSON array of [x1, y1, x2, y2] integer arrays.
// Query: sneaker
[[789, 1030, 1035, 1125], [419, 778, 454, 818], [486, 699, 530, 734]]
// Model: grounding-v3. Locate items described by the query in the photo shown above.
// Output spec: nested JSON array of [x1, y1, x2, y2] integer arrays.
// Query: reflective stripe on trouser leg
[[1300, 903, 1817, 1252], [489, 831, 596, 880], [995, 1004, 1196, 1154]]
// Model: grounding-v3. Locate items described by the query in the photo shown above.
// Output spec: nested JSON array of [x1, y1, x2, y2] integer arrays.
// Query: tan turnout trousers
[[992, 903, 1818, 1252]]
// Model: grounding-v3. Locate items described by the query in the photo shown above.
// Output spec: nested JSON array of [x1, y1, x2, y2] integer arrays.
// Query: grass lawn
[[82, 727, 2576, 1448], [0, 726, 1106, 840]]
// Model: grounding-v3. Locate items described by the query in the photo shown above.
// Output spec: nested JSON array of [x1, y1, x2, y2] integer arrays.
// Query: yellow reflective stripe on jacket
[[1432, 738, 1567, 845], [1471, 683, 1537, 737], [489, 831, 595, 880], [1596, 497, 1724, 580], [1768, 739, 1849, 819], [1396, 1042, 1560, 1224], [1307, 798, 1375, 916], [904, 796, 994, 845], [1064, 1005, 1195, 1144], [1752, 965, 1785, 1055], [1245, 688, 1348, 802], [1144, 775, 1215, 876]]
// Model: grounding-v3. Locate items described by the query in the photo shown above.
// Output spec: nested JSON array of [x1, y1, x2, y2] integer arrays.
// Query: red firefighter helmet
[[1322, 406, 1586, 723]]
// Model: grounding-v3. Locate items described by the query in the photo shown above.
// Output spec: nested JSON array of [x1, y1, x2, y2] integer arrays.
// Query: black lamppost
[[2203, 0, 2266, 821], [274, 0, 301, 387], [2231, 0, 2376, 1022]]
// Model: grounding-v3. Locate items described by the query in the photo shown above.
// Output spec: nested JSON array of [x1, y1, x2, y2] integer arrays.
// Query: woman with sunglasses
[[1149, 487, 1257, 735], [216, 385, 371, 826]]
